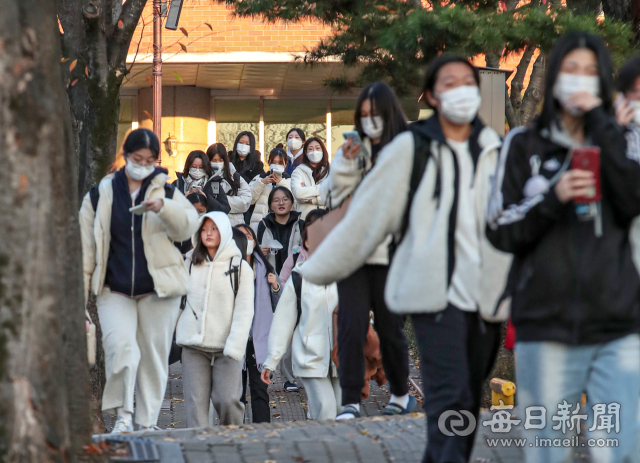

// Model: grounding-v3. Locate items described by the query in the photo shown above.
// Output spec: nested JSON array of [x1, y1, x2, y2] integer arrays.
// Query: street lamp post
[[153, 0, 162, 164]]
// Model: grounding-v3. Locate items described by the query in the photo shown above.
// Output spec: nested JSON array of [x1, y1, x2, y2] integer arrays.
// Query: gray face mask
[[189, 167, 206, 180], [125, 160, 155, 181]]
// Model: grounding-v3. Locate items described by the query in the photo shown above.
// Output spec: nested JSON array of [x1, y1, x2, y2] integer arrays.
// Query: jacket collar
[[263, 210, 301, 228]]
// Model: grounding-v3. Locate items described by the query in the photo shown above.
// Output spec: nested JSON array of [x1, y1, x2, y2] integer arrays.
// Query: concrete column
[[259, 96, 265, 155], [326, 100, 332, 157], [208, 96, 216, 146]]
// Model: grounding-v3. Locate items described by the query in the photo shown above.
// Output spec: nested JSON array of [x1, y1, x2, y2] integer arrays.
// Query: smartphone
[[211, 181, 220, 195], [271, 169, 282, 181], [571, 147, 601, 203], [343, 130, 369, 159], [129, 203, 149, 215]]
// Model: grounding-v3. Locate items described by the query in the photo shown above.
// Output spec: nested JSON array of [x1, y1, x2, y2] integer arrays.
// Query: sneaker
[[336, 405, 361, 420], [139, 425, 162, 431], [111, 417, 133, 434], [383, 395, 417, 416], [284, 381, 299, 392]]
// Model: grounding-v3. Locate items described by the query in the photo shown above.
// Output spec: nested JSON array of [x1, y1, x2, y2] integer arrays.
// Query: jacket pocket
[[301, 333, 328, 369]]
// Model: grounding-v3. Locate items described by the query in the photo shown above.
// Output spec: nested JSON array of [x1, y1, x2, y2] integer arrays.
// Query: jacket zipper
[[131, 197, 136, 297]]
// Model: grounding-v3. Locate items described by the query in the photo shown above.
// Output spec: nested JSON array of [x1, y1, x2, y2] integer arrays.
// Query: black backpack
[[89, 182, 175, 211]]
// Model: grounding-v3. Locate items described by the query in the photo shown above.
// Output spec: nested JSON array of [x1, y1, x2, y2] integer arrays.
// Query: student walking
[[79, 128, 199, 433], [207, 143, 252, 227], [229, 131, 265, 223], [236, 224, 282, 423], [299, 57, 512, 463], [176, 212, 254, 427], [253, 186, 303, 275], [291, 137, 329, 220], [260, 230, 342, 421], [249, 145, 292, 228], [487, 32, 640, 463], [173, 149, 230, 214], [285, 128, 306, 176], [320, 83, 414, 420]]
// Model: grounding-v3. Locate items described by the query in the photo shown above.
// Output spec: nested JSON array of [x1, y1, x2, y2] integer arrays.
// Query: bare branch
[[108, 0, 148, 68]]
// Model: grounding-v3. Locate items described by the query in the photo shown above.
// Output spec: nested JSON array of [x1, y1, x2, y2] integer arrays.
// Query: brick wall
[[128, 0, 331, 55]]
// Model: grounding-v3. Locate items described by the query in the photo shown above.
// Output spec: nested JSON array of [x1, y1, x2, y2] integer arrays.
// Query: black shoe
[[336, 405, 361, 420], [284, 381, 299, 392], [383, 395, 417, 415]]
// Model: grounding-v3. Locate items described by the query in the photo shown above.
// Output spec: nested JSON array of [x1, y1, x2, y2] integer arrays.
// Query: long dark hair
[[267, 185, 295, 213], [268, 145, 289, 168], [192, 217, 215, 266], [230, 131, 260, 172], [537, 31, 614, 132], [231, 228, 248, 262], [354, 83, 408, 148], [234, 224, 275, 274], [301, 137, 330, 183], [183, 150, 212, 178], [123, 128, 160, 159], [206, 142, 240, 194]]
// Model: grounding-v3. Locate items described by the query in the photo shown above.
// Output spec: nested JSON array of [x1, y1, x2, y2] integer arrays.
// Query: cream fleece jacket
[[291, 163, 326, 220]]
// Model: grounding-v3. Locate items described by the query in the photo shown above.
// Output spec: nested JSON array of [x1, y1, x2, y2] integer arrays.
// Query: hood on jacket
[[410, 114, 500, 165], [191, 211, 239, 261], [263, 210, 301, 229]]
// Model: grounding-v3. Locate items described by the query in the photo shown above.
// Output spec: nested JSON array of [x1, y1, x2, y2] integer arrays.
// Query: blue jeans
[[515, 335, 640, 463]]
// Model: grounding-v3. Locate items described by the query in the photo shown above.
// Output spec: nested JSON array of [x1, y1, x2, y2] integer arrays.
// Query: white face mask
[[361, 116, 384, 139], [270, 164, 285, 174], [211, 162, 224, 172], [287, 137, 303, 151], [189, 167, 206, 180], [236, 143, 251, 156], [628, 100, 640, 125], [307, 150, 323, 163], [247, 239, 255, 255], [553, 73, 600, 115], [125, 159, 155, 181], [437, 85, 482, 125]]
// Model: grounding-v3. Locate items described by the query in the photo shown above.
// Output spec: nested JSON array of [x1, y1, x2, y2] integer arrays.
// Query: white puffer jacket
[[176, 212, 255, 361], [291, 164, 327, 220], [248, 174, 292, 228], [79, 171, 199, 304], [220, 164, 252, 227], [320, 137, 392, 265], [263, 264, 338, 378]]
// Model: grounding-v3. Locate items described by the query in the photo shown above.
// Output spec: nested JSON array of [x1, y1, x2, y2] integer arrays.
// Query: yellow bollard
[[490, 378, 516, 409]]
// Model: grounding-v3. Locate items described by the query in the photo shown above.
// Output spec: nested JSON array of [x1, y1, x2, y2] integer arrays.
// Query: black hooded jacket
[[230, 132, 265, 183], [173, 172, 231, 214], [487, 106, 640, 345], [258, 211, 303, 273]]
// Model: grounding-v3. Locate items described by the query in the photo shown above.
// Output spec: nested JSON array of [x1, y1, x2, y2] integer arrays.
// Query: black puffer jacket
[[173, 173, 231, 214], [487, 107, 640, 345]]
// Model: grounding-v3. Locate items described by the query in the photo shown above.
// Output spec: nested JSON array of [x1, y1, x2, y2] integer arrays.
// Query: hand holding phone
[[129, 204, 149, 215], [570, 147, 601, 203], [342, 130, 367, 160]]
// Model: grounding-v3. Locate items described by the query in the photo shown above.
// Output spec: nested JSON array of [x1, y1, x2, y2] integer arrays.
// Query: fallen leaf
[[346, 433, 356, 437], [375, 5, 389, 12], [272, 413, 281, 418], [71, 79, 78, 86], [294, 458, 305, 462], [265, 460, 278, 463], [163, 437, 176, 442], [69, 59, 77, 72], [234, 434, 248, 438], [179, 27, 189, 37], [118, 19, 124, 29], [61, 57, 70, 63], [146, 75, 153, 86], [85, 66, 89, 76], [360, 429, 370, 435], [178, 42, 187, 52], [204, 22, 213, 31], [82, 443, 103, 455], [143, 110, 153, 120], [280, 401, 286, 403], [173, 71, 183, 83], [265, 431, 280, 438]]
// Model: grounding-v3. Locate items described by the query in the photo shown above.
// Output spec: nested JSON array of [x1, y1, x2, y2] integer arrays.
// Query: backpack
[[388, 126, 431, 259], [291, 271, 303, 327], [89, 182, 175, 212]]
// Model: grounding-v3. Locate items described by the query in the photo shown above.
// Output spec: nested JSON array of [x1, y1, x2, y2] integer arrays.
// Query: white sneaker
[[111, 417, 133, 434], [139, 425, 162, 431]]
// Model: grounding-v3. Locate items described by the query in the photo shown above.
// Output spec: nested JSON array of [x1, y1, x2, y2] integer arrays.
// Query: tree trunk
[[0, 0, 99, 461], [520, 53, 546, 127], [566, 0, 602, 14], [602, 0, 632, 21]]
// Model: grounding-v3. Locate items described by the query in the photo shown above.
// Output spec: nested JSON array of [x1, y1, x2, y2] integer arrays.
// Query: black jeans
[[412, 305, 501, 463], [336, 264, 410, 405], [241, 339, 270, 423]]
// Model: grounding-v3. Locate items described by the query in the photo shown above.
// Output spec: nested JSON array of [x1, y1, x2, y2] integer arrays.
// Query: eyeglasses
[[271, 198, 292, 205]]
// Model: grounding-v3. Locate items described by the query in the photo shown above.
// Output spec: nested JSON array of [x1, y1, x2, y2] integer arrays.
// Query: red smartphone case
[[571, 147, 601, 203]]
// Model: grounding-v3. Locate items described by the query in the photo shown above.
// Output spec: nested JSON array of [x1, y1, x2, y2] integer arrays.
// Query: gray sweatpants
[[301, 374, 343, 420], [181, 347, 245, 427]]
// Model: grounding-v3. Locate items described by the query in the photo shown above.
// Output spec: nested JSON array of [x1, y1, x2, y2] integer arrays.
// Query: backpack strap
[[226, 256, 241, 298], [257, 221, 266, 245], [291, 271, 303, 327], [292, 252, 300, 266], [89, 184, 100, 211], [389, 128, 431, 258]]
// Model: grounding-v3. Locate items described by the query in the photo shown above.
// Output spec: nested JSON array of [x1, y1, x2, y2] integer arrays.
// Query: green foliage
[[227, 0, 636, 96]]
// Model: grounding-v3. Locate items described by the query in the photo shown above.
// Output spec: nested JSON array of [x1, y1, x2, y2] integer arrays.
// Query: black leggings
[[336, 264, 410, 406], [241, 339, 270, 423]]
